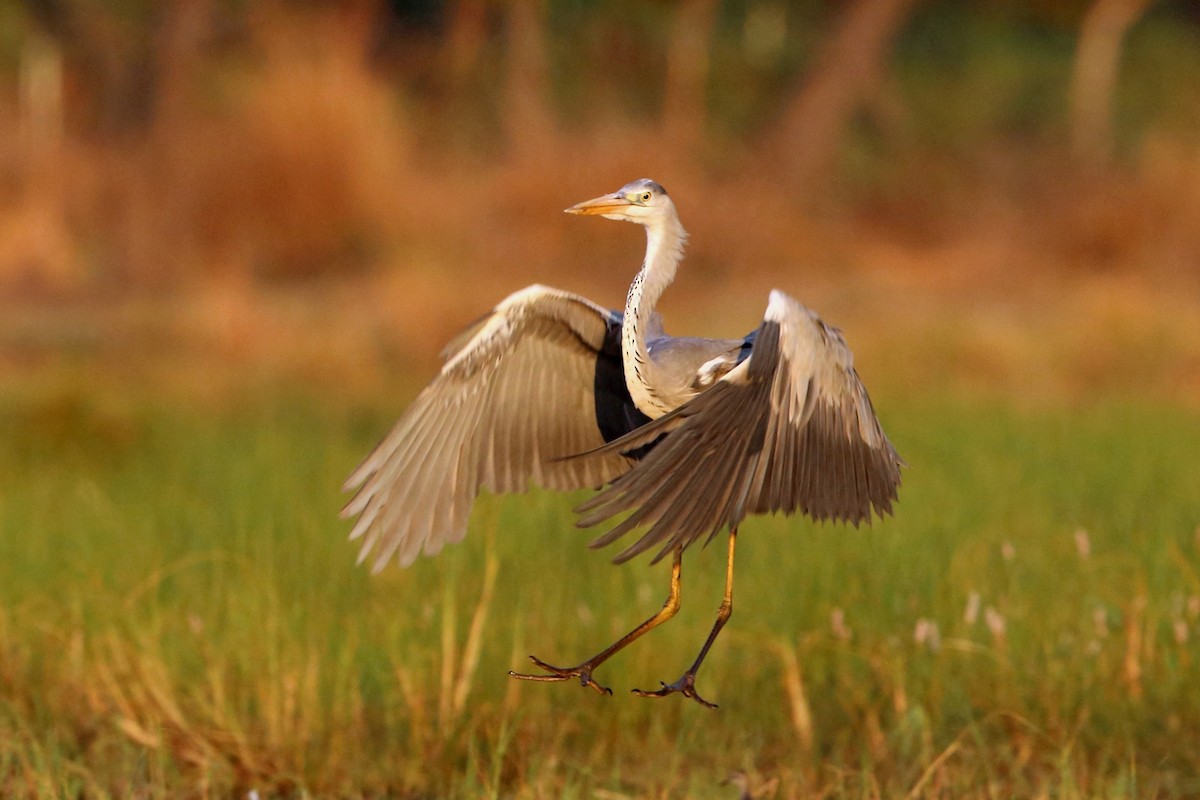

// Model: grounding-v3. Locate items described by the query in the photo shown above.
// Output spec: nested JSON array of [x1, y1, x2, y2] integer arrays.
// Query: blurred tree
[[152, 0, 211, 130], [1069, 0, 1154, 167], [17, 28, 64, 151], [768, 0, 921, 195], [23, 0, 161, 137], [661, 0, 720, 155], [502, 0, 556, 160], [442, 0, 487, 85]]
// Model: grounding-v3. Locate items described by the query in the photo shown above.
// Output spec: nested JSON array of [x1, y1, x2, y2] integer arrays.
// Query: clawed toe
[[508, 655, 613, 696], [632, 673, 718, 709]]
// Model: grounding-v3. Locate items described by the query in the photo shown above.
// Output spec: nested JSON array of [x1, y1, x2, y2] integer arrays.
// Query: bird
[[341, 178, 903, 708]]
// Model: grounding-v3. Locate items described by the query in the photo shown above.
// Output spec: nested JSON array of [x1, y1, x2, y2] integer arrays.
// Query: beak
[[564, 192, 631, 216]]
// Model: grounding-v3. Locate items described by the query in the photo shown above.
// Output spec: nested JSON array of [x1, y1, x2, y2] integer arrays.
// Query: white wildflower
[[830, 607, 851, 641], [985, 606, 1006, 638], [1074, 528, 1091, 559], [914, 618, 941, 652], [964, 591, 981, 625]]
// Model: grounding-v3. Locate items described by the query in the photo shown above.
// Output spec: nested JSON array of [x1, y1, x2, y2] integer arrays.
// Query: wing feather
[[342, 285, 636, 571], [575, 290, 903, 561]]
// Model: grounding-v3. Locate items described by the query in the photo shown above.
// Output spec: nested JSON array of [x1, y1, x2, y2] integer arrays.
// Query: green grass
[[1, 387, 1199, 797]]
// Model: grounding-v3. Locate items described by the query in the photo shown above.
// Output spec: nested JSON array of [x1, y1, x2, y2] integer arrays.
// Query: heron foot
[[632, 672, 718, 709], [508, 655, 613, 696]]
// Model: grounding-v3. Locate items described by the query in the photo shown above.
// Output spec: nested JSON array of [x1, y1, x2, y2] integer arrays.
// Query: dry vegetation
[[0, 1, 1197, 403]]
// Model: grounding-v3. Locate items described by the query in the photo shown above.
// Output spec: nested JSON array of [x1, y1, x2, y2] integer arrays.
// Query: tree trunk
[[152, 0, 211, 130], [1069, 0, 1154, 168], [18, 32, 64, 152], [661, 0, 720, 155], [444, 0, 488, 83], [502, 0, 556, 161], [769, 0, 919, 194]]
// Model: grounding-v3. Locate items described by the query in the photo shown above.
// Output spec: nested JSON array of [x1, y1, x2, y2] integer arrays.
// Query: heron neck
[[622, 215, 687, 417]]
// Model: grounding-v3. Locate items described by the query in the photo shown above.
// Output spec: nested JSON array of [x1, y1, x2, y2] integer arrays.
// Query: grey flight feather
[[574, 290, 904, 564], [340, 284, 635, 572]]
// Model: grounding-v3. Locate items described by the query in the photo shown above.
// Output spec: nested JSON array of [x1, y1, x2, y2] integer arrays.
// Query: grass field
[[1, 386, 1199, 798]]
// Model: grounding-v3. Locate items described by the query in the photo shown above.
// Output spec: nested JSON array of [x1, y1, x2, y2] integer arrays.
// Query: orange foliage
[[0, 2, 1197, 402]]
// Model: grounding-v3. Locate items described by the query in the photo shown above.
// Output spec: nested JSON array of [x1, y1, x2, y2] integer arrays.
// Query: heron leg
[[509, 546, 683, 697], [633, 526, 737, 710]]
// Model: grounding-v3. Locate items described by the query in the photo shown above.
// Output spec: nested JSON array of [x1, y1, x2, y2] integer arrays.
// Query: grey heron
[[341, 179, 903, 708]]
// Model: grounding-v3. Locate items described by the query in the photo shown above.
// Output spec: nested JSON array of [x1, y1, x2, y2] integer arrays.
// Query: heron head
[[565, 179, 674, 225]]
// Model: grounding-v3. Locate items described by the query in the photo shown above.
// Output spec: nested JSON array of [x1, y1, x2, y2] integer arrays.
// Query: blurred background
[[3, 4, 1200, 794], [1, 0, 1198, 401]]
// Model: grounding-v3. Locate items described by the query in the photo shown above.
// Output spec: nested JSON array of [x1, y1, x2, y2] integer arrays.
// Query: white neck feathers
[[622, 212, 688, 418]]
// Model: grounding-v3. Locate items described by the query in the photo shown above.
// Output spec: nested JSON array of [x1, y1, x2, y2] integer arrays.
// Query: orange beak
[[564, 193, 633, 216]]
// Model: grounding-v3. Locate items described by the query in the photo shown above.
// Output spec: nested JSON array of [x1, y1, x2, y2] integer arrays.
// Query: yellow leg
[[633, 526, 737, 709], [509, 546, 684, 696]]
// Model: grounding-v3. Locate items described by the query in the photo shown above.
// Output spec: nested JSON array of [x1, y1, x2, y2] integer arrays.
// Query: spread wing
[[341, 284, 640, 571], [575, 290, 904, 564]]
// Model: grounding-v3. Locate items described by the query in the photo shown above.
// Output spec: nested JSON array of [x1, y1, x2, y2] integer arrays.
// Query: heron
[[341, 178, 903, 708]]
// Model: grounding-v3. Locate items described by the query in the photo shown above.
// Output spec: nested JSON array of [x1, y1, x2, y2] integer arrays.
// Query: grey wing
[[341, 284, 635, 572], [575, 289, 904, 564]]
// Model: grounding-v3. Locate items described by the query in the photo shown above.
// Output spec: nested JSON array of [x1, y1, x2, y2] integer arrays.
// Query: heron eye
[[640, 192, 652, 202]]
